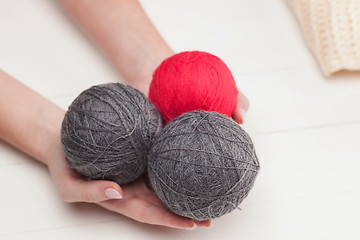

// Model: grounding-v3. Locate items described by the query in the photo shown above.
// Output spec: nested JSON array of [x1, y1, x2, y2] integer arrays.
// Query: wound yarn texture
[[61, 83, 162, 185], [149, 51, 238, 124], [148, 110, 260, 221]]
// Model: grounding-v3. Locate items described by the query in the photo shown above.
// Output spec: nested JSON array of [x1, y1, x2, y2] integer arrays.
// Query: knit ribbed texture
[[287, 0, 360, 75]]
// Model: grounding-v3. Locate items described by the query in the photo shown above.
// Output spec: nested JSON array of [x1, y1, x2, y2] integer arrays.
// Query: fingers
[[194, 219, 212, 227], [58, 178, 124, 203], [48, 154, 124, 203], [232, 90, 249, 124], [99, 198, 197, 229], [149, 211, 196, 229]]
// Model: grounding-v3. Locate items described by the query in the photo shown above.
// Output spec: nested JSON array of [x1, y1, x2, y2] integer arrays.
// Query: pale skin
[[0, 0, 249, 229]]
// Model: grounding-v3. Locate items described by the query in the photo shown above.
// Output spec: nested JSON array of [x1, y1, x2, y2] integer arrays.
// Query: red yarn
[[149, 51, 238, 124]]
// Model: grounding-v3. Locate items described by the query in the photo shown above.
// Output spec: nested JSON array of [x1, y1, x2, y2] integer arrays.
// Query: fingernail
[[105, 188, 122, 199], [240, 109, 247, 123], [187, 223, 197, 230]]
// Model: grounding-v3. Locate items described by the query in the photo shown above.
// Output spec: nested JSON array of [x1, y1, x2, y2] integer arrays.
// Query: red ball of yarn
[[149, 51, 238, 124]]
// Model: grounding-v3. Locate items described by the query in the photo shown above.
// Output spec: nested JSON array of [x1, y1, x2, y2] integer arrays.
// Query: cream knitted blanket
[[287, 0, 360, 76]]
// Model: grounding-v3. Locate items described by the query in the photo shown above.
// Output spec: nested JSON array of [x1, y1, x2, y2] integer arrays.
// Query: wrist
[[130, 74, 151, 97], [37, 106, 66, 166], [128, 50, 175, 97]]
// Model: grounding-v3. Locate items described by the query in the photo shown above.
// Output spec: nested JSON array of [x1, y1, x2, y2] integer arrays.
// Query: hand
[[98, 176, 212, 229], [232, 90, 250, 124], [47, 140, 211, 229]]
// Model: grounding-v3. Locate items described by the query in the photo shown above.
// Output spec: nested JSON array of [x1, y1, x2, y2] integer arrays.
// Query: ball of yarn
[[149, 51, 238, 124], [148, 110, 260, 221], [61, 83, 162, 185]]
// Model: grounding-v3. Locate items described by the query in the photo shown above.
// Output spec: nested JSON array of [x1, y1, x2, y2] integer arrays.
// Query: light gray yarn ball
[[61, 83, 162, 185], [148, 110, 260, 221]]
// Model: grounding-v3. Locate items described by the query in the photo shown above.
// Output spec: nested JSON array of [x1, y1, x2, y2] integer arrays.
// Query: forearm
[[57, 0, 174, 95], [0, 0, 174, 164], [0, 70, 65, 165]]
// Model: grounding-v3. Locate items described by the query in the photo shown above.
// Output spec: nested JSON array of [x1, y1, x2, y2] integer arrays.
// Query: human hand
[[47, 139, 211, 229], [232, 90, 249, 124], [98, 176, 212, 229]]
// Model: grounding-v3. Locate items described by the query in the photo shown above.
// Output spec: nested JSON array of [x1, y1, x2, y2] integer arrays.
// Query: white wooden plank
[[240, 66, 360, 134], [0, 0, 316, 101], [0, 0, 120, 99], [1, 122, 359, 240], [1, 0, 360, 239], [140, 0, 316, 75], [0, 161, 123, 237]]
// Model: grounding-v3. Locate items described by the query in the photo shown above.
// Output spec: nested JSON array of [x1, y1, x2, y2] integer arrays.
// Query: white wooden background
[[1, 0, 359, 239]]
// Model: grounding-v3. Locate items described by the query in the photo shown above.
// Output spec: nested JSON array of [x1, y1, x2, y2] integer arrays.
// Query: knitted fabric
[[287, 0, 360, 75]]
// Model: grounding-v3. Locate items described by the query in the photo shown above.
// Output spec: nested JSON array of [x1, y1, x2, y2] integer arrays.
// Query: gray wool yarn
[[61, 83, 162, 185], [148, 110, 260, 221]]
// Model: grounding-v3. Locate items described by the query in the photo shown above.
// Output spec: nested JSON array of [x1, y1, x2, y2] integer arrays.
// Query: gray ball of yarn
[[61, 83, 162, 185], [148, 110, 260, 221]]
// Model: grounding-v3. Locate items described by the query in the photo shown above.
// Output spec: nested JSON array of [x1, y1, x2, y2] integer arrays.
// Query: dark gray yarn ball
[[61, 83, 162, 185], [148, 110, 260, 221]]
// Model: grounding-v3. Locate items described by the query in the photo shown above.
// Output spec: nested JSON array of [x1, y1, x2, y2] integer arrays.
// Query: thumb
[[59, 178, 124, 203], [232, 90, 249, 124]]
